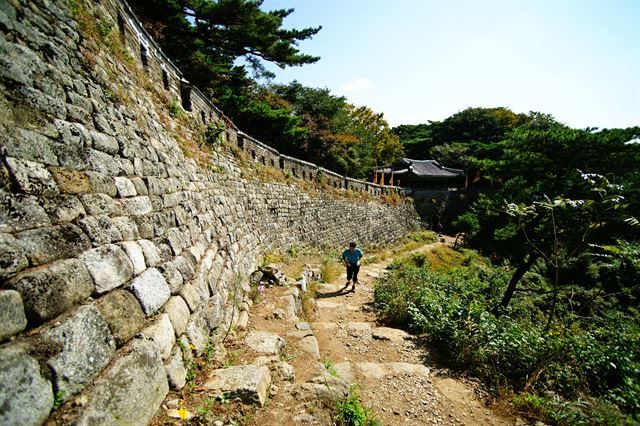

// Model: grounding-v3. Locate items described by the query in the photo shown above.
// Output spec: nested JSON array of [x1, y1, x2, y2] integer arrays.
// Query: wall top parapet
[[115, 0, 404, 195]]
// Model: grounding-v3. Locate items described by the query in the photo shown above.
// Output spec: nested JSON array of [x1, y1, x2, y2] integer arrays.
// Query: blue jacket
[[342, 248, 363, 265]]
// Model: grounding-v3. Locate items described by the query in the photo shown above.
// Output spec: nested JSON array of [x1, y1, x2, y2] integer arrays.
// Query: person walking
[[341, 242, 364, 291]]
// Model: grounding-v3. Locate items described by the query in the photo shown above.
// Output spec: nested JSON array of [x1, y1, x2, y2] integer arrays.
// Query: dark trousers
[[346, 263, 360, 283]]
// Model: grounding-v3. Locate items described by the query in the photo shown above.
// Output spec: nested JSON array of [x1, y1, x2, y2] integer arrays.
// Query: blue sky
[[259, 0, 639, 129]]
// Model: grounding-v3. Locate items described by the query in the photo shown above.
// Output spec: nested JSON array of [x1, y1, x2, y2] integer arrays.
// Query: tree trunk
[[544, 266, 560, 332], [494, 255, 537, 314]]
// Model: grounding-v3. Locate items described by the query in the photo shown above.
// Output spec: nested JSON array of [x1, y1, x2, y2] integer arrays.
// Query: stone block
[[165, 227, 191, 255], [129, 176, 148, 195], [114, 176, 137, 197], [112, 216, 140, 240], [49, 166, 90, 194], [96, 289, 145, 346], [0, 290, 27, 341], [203, 365, 271, 407], [0, 346, 53, 426], [0, 233, 28, 280], [0, 190, 50, 233], [185, 306, 210, 353], [138, 238, 161, 266], [164, 346, 187, 390], [79, 193, 120, 216], [15, 223, 91, 266], [41, 194, 86, 223], [140, 313, 175, 361], [179, 284, 203, 312], [42, 305, 116, 401], [90, 131, 119, 154], [245, 331, 285, 355], [159, 261, 183, 294], [6, 157, 59, 196], [77, 215, 122, 246], [164, 296, 190, 336], [119, 240, 146, 275], [372, 327, 411, 342], [130, 267, 171, 316], [75, 340, 169, 426], [80, 244, 133, 294], [8, 258, 93, 324], [297, 335, 321, 360], [120, 196, 153, 216], [85, 171, 117, 196]]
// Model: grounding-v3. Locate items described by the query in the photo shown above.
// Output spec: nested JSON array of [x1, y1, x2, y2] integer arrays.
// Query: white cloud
[[340, 78, 372, 92]]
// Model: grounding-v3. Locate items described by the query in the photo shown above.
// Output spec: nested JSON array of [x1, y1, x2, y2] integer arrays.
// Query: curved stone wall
[[0, 0, 421, 424]]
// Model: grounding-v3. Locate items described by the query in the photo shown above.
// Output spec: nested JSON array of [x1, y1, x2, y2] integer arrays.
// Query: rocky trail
[[153, 238, 520, 425]]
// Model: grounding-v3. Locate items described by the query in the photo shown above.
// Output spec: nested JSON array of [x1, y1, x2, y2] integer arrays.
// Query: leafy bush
[[373, 247, 640, 422]]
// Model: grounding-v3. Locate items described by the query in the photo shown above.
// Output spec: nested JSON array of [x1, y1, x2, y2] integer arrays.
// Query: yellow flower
[[177, 408, 189, 420]]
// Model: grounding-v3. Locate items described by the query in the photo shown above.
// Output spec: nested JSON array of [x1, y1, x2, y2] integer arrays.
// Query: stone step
[[315, 300, 359, 311], [332, 361, 431, 381]]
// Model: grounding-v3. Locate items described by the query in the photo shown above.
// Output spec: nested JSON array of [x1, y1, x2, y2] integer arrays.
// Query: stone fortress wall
[[0, 0, 421, 424]]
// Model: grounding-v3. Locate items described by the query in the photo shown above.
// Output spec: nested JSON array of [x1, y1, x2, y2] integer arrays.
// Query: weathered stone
[[119, 240, 146, 275], [80, 244, 133, 294], [43, 305, 116, 400], [174, 254, 195, 281], [120, 195, 153, 216], [179, 284, 202, 312], [80, 193, 120, 216], [372, 326, 411, 342], [0, 289, 28, 340], [255, 357, 296, 382], [185, 305, 210, 353], [164, 345, 187, 390], [114, 176, 137, 197], [8, 258, 93, 324], [85, 171, 117, 196], [0, 346, 53, 426], [0, 190, 50, 233], [138, 238, 161, 266], [203, 365, 271, 407], [76, 340, 169, 426], [15, 223, 91, 266], [94, 290, 143, 348], [297, 335, 321, 360], [292, 374, 350, 406], [237, 310, 249, 330], [160, 260, 183, 294], [6, 157, 59, 196], [112, 216, 140, 240], [130, 267, 171, 316], [164, 296, 190, 336], [49, 166, 90, 194], [0, 232, 28, 280], [41, 194, 86, 223], [91, 131, 119, 154], [245, 331, 285, 355], [77, 214, 123, 245]]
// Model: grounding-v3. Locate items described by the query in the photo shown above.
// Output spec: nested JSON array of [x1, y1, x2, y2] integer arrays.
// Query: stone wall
[[0, 0, 421, 424]]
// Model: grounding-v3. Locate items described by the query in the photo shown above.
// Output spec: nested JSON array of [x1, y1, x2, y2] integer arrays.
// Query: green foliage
[[204, 121, 226, 144], [52, 391, 65, 410], [335, 386, 380, 426], [373, 251, 640, 421], [323, 359, 338, 377]]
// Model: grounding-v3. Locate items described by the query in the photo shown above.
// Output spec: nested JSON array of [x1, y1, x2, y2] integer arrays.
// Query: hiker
[[341, 242, 364, 291]]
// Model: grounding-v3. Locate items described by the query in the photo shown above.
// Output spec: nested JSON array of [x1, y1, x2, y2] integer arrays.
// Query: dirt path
[[152, 238, 520, 425], [244, 237, 519, 425]]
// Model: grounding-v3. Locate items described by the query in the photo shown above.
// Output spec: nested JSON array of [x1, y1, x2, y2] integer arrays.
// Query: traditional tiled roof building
[[376, 158, 465, 188]]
